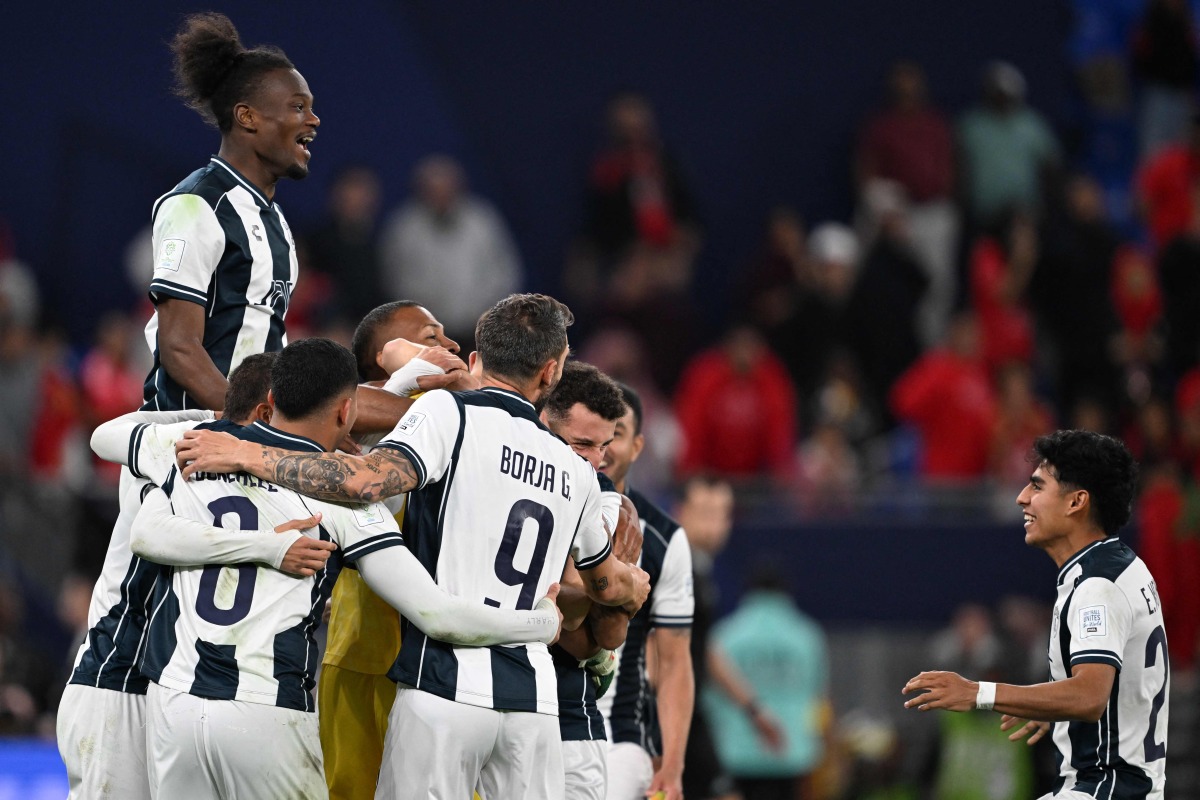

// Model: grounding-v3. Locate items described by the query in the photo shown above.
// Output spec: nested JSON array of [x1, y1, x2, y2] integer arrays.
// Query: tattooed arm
[[175, 429, 421, 503]]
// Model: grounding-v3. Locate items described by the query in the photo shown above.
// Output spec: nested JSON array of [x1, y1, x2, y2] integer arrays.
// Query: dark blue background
[[4, 1, 1073, 344]]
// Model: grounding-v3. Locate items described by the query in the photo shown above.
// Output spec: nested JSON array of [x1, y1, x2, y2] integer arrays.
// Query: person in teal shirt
[[704, 569, 829, 800]]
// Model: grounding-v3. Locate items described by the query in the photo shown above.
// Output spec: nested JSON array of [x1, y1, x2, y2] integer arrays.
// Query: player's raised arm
[[355, 545, 562, 646], [130, 485, 336, 577], [175, 429, 422, 503], [91, 409, 214, 467]]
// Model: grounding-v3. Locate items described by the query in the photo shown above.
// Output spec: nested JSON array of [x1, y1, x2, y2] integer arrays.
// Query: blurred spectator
[[578, 325, 680, 495], [79, 312, 146, 485], [304, 165, 385, 323], [1031, 174, 1122, 415], [0, 227, 40, 332], [380, 155, 523, 346], [567, 91, 701, 309], [845, 182, 928, 419], [761, 221, 859, 408], [738, 206, 809, 331], [989, 362, 1054, 487], [1157, 186, 1200, 377], [1131, 0, 1198, 159], [958, 62, 1061, 227], [798, 422, 863, 511], [1109, 245, 1163, 406], [890, 314, 996, 480], [1136, 112, 1200, 249], [968, 211, 1037, 374], [706, 567, 830, 800], [674, 324, 798, 480], [857, 61, 958, 346]]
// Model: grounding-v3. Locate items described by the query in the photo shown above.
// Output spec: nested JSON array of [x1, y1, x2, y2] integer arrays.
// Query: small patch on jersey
[[395, 411, 426, 436], [1079, 604, 1107, 639], [158, 238, 186, 272], [352, 504, 386, 528]]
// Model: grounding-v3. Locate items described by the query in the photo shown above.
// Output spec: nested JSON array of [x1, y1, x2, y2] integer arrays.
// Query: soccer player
[[120, 339, 562, 799], [903, 430, 1169, 800], [144, 13, 408, 432], [540, 361, 639, 800], [597, 383, 695, 800], [321, 300, 467, 800], [57, 353, 284, 799], [175, 293, 651, 799]]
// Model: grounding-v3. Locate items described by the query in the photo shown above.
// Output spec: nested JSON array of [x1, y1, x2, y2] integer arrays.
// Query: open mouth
[[297, 133, 315, 154]]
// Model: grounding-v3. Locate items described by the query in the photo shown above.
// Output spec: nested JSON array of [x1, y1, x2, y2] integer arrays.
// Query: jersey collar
[[239, 421, 326, 454], [481, 385, 536, 411], [210, 156, 273, 209], [1057, 537, 1120, 585]]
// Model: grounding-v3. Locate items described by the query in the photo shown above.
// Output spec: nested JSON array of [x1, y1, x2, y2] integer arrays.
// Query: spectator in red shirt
[[890, 313, 996, 480], [674, 324, 797, 480], [1135, 113, 1200, 249], [968, 211, 1037, 374], [857, 61, 958, 346]]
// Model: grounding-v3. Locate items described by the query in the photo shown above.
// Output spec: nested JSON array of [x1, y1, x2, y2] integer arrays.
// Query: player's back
[[142, 421, 395, 712], [1051, 538, 1169, 799], [380, 387, 610, 715]]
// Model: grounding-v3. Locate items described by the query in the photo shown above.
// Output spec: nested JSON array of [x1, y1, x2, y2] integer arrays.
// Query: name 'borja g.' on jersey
[[375, 387, 612, 715]]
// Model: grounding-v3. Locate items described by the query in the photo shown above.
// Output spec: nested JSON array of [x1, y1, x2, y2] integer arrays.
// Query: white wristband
[[976, 681, 997, 711], [383, 357, 445, 397]]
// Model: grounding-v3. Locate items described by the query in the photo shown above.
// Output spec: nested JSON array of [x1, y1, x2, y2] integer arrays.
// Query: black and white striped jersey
[[598, 487, 694, 752], [142, 422, 403, 712], [1048, 538, 1168, 800], [142, 156, 298, 411], [68, 412, 215, 694], [378, 387, 612, 715]]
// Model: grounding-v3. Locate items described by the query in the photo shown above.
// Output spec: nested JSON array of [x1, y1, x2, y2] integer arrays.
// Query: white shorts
[[605, 741, 653, 800], [146, 682, 326, 800], [376, 686, 564, 800], [57, 683, 151, 800], [563, 739, 608, 800]]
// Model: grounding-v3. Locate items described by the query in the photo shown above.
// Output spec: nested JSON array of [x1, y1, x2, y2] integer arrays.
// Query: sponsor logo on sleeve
[[352, 504, 387, 528], [1079, 605, 1107, 639], [158, 238, 186, 272], [395, 411, 426, 436]]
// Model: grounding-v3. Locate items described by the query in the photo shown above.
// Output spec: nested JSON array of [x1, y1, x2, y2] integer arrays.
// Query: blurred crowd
[[3, 1, 1200, 794]]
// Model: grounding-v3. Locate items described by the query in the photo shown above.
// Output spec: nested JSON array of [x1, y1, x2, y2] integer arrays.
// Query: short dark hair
[[170, 12, 295, 133], [351, 300, 422, 381], [475, 294, 574, 384], [543, 362, 626, 424], [223, 352, 277, 424], [1032, 430, 1137, 536], [270, 338, 358, 420], [616, 382, 643, 435]]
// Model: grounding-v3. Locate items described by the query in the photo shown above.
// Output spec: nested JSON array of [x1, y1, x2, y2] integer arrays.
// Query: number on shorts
[[1143, 624, 1169, 762], [195, 496, 258, 626], [491, 499, 554, 610]]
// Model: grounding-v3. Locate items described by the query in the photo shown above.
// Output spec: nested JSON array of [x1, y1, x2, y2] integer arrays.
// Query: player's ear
[[254, 402, 272, 424], [630, 432, 646, 464], [233, 102, 257, 133], [336, 395, 354, 428], [468, 351, 480, 375]]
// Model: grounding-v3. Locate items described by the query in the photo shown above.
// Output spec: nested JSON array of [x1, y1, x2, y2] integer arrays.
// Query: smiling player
[[142, 11, 317, 414]]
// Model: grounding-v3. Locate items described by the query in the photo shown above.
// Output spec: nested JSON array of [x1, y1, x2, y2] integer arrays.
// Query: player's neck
[[218, 142, 279, 201], [267, 415, 339, 452], [1045, 528, 1108, 568], [479, 373, 539, 405]]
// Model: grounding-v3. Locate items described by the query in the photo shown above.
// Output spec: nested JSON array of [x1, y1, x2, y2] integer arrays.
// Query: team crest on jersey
[[1079, 604, 1107, 638], [260, 280, 293, 314], [395, 411, 426, 436], [352, 504, 387, 528], [158, 238, 186, 272]]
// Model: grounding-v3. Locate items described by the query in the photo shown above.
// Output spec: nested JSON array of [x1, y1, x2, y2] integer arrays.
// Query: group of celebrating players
[[52, 10, 1172, 800]]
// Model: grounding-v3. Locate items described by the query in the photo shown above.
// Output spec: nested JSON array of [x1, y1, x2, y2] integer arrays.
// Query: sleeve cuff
[[574, 537, 613, 571], [149, 279, 209, 306], [1071, 650, 1123, 671], [341, 532, 406, 564]]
